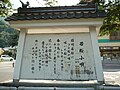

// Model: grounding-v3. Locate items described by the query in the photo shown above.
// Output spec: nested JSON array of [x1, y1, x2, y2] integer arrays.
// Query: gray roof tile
[[6, 4, 106, 21]]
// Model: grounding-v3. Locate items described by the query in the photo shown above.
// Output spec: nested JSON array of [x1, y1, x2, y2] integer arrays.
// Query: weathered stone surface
[[0, 86, 17, 90], [18, 87, 54, 90], [18, 87, 94, 90]]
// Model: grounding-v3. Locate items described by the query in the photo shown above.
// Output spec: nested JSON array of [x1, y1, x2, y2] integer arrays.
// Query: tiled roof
[[6, 4, 106, 21]]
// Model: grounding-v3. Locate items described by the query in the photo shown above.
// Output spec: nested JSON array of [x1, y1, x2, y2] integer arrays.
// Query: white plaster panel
[[20, 33, 96, 80]]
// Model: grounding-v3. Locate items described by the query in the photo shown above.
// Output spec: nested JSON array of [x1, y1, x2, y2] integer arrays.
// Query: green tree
[[99, 1, 120, 36], [0, 20, 19, 47], [0, 31, 10, 47], [0, 18, 9, 29], [0, 0, 12, 17], [0, 0, 19, 48], [79, 0, 120, 36], [43, 0, 58, 7]]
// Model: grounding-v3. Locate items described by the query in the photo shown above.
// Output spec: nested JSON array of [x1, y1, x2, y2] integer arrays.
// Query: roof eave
[[8, 18, 104, 29]]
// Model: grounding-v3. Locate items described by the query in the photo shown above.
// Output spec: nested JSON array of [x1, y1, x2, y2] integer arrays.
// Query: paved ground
[[102, 59, 120, 69], [0, 60, 120, 86], [104, 71, 120, 85], [102, 59, 120, 85], [0, 61, 14, 82]]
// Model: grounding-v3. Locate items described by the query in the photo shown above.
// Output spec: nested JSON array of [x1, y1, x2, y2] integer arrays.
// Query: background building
[[98, 31, 120, 60]]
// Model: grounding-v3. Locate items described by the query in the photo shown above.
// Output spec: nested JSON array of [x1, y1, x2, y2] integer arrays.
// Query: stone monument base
[[0, 80, 99, 90], [0, 80, 120, 90]]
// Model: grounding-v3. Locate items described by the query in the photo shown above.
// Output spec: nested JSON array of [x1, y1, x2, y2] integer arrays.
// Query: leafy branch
[[99, 1, 120, 36], [0, 0, 12, 17]]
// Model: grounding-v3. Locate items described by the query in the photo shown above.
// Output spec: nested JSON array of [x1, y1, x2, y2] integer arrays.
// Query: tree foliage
[[99, 1, 120, 36], [0, 20, 19, 47], [0, 0, 12, 17], [0, 0, 19, 47], [79, 0, 120, 36], [43, 0, 58, 7]]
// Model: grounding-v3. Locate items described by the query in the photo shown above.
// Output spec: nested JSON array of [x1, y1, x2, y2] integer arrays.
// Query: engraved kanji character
[[79, 42, 84, 46]]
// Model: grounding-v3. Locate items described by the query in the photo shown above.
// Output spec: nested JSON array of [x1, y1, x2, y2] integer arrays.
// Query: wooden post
[[89, 26, 104, 83], [13, 29, 27, 85]]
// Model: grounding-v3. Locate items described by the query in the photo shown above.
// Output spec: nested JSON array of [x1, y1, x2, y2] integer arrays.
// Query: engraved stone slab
[[20, 33, 96, 80]]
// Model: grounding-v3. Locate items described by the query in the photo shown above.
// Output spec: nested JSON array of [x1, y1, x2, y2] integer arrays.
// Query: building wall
[[97, 30, 120, 60], [0, 48, 4, 55]]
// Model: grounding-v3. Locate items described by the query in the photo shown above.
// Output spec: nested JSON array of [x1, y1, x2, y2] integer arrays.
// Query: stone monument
[[6, 4, 106, 87]]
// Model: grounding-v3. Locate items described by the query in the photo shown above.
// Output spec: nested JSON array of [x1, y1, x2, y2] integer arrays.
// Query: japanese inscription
[[21, 33, 96, 80]]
